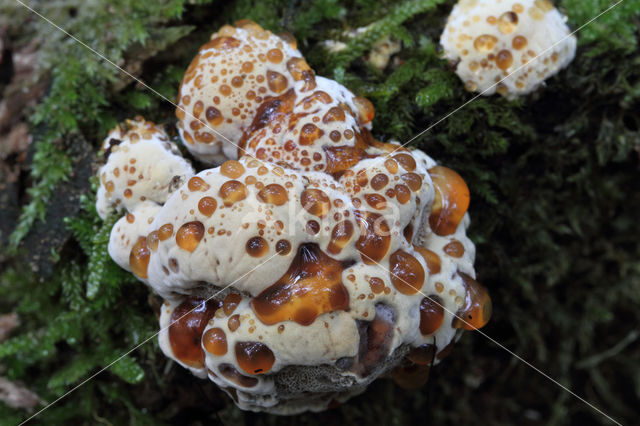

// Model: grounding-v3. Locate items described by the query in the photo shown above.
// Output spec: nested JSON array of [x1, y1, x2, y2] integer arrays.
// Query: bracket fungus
[[96, 21, 492, 414], [440, 0, 577, 98]]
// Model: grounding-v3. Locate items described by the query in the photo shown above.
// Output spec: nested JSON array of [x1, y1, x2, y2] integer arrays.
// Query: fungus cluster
[[96, 21, 491, 414], [440, 0, 577, 98]]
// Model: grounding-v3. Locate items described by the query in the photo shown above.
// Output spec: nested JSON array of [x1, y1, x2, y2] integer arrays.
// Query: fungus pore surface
[[96, 20, 492, 414]]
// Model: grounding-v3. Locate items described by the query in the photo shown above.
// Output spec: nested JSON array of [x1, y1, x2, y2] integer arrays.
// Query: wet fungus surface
[[251, 244, 350, 326], [97, 20, 491, 415], [440, 0, 577, 98]]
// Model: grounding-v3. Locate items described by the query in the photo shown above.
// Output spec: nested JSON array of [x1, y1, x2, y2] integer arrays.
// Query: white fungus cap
[[96, 118, 194, 220], [97, 21, 493, 415], [175, 21, 304, 165], [440, 0, 577, 98]]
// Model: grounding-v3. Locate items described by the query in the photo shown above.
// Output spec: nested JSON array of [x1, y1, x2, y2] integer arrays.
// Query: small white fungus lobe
[[440, 0, 577, 98]]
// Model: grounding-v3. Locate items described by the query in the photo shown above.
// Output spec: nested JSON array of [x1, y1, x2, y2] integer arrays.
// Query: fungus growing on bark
[[440, 0, 577, 98], [96, 21, 491, 415]]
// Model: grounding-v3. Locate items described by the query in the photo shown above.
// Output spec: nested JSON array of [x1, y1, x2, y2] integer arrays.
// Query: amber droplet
[[322, 106, 346, 123], [403, 223, 414, 243], [529, 5, 545, 20], [198, 196, 217, 217], [188, 176, 211, 192], [220, 160, 245, 178], [287, 57, 311, 80], [147, 231, 159, 251], [218, 363, 258, 387], [205, 106, 223, 126], [168, 298, 220, 368], [241, 61, 253, 73], [176, 221, 205, 252], [219, 84, 231, 96], [452, 273, 492, 330], [231, 75, 244, 88], [193, 101, 204, 118], [408, 344, 436, 365], [130, 236, 151, 278], [251, 244, 349, 326], [428, 166, 470, 236], [384, 159, 398, 174], [535, 0, 555, 11], [393, 153, 416, 171], [299, 123, 324, 146], [327, 220, 355, 254], [444, 240, 465, 258], [228, 314, 241, 332], [300, 189, 331, 217], [158, 223, 174, 241], [286, 57, 316, 90], [498, 11, 518, 34], [512, 35, 528, 50], [275, 239, 291, 255], [306, 220, 320, 235], [267, 48, 284, 63], [301, 91, 333, 109], [391, 363, 430, 389], [356, 170, 369, 187], [223, 293, 242, 315], [389, 250, 425, 295], [219, 180, 248, 206], [203, 327, 228, 356], [182, 131, 194, 145], [496, 49, 514, 70], [401, 173, 423, 191], [364, 193, 387, 210], [353, 96, 375, 124], [413, 246, 441, 275], [496, 83, 509, 96], [204, 36, 241, 50], [474, 34, 498, 52], [324, 145, 363, 174], [370, 173, 389, 191], [419, 296, 444, 335], [395, 184, 411, 204], [235, 341, 275, 375], [246, 236, 269, 257], [266, 70, 288, 93], [368, 277, 385, 294], [257, 184, 288, 206], [355, 210, 391, 265]]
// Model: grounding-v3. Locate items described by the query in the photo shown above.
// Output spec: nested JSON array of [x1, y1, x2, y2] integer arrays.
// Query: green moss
[[0, 0, 639, 424]]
